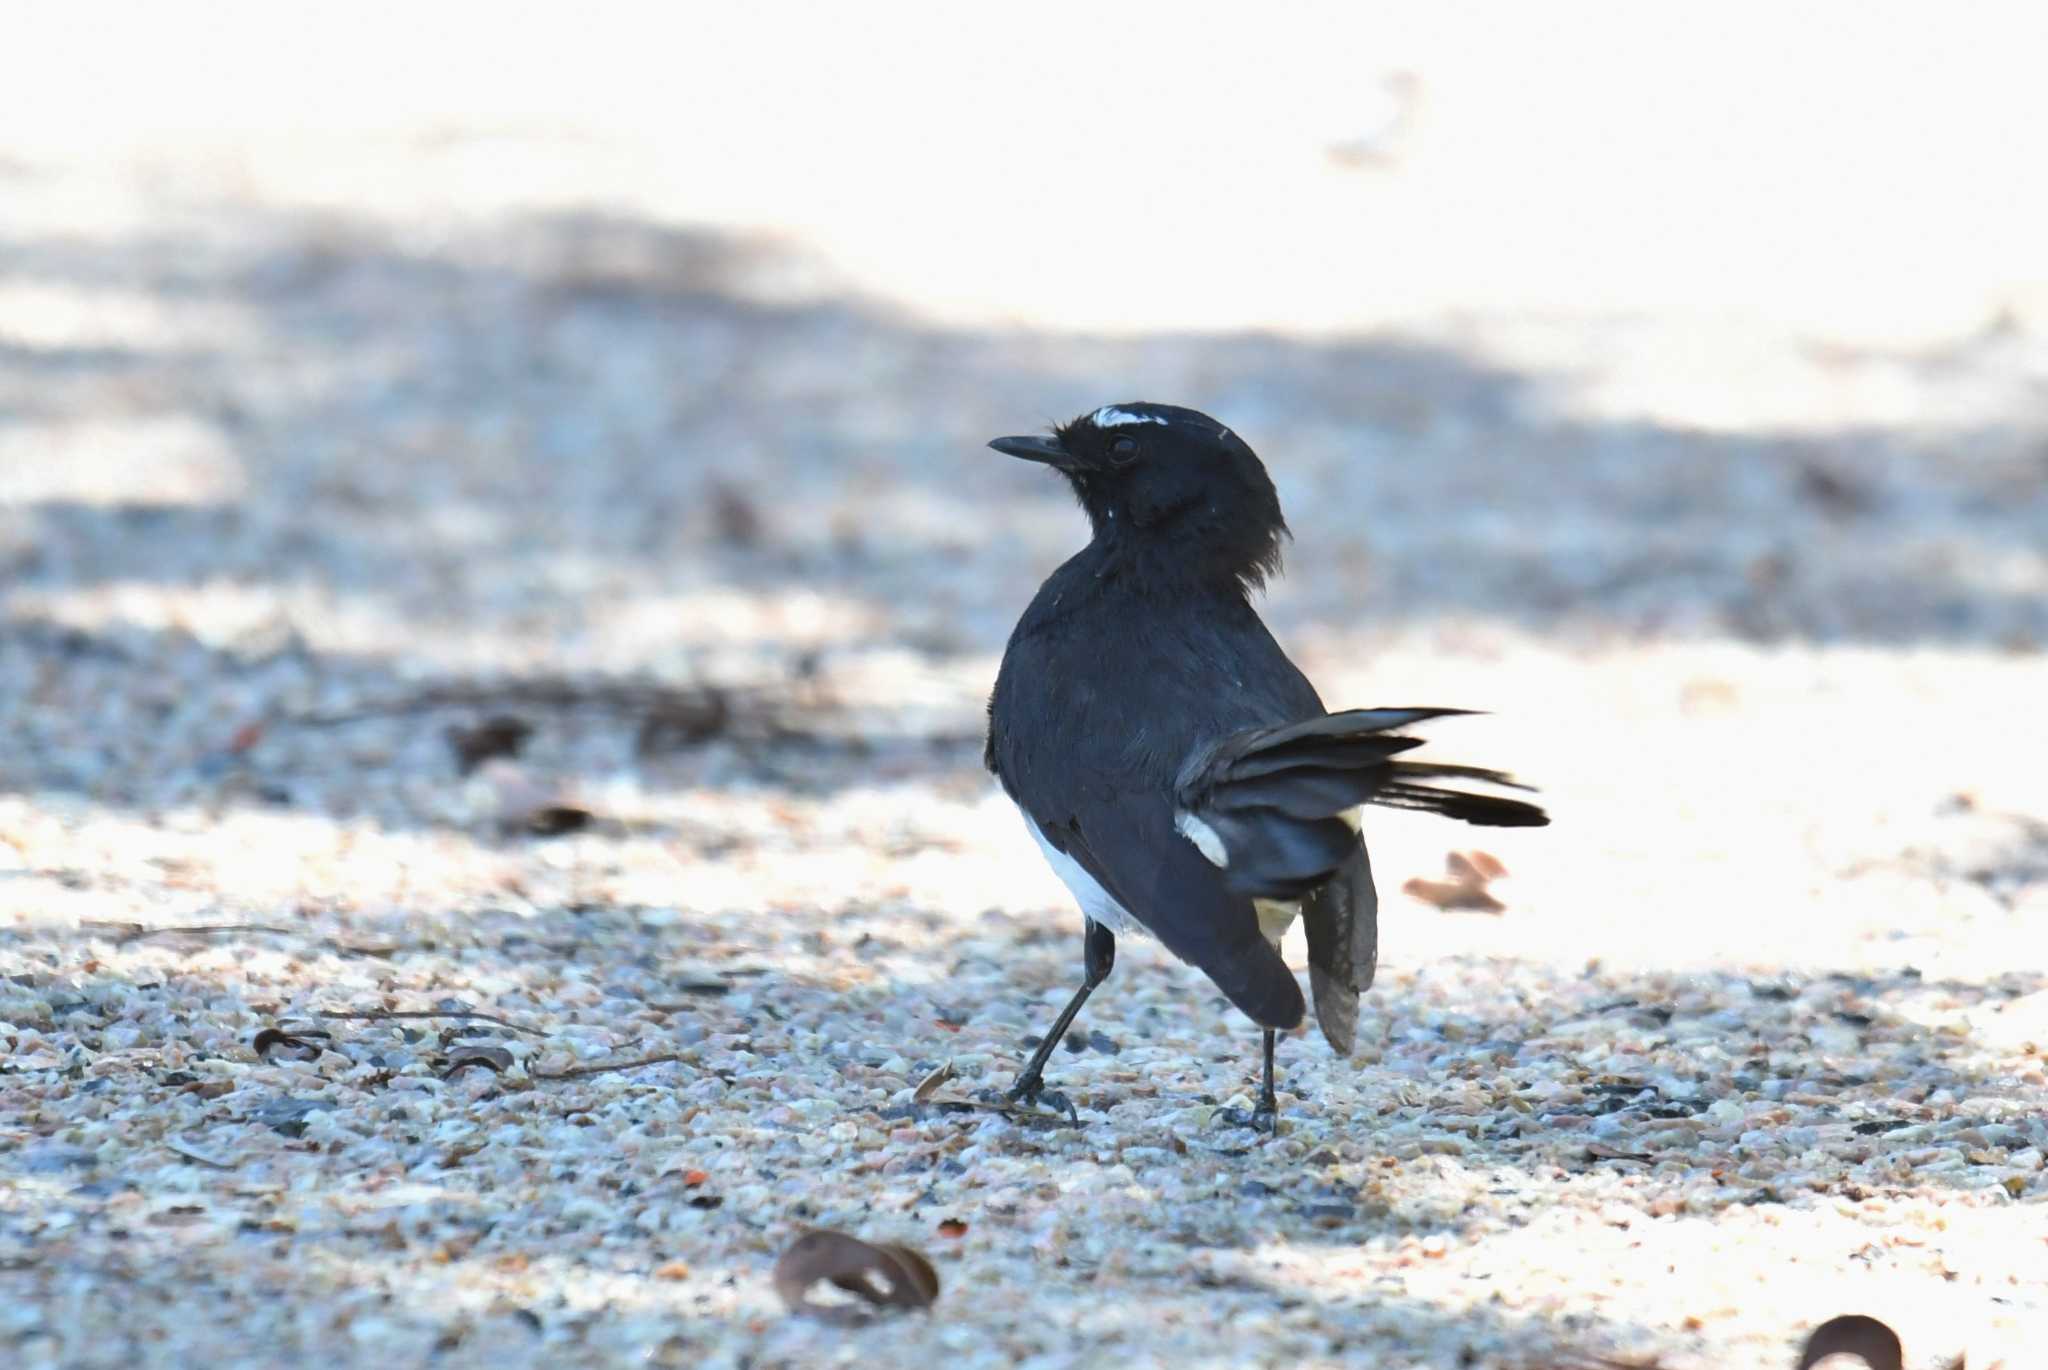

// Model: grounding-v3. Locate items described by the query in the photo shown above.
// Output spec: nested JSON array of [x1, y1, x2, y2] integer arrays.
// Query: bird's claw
[[1001, 1079, 1078, 1121], [1218, 1104, 1280, 1136]]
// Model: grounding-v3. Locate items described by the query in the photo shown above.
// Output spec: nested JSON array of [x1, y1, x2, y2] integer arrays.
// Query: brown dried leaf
[[441, 1045, 515, 1078], [446, 715, 534, 775], [772, 1228, 939, 1323], [1796, 1314, 1904, 1370], [911, 1060, 956, 1104], [1459, 850, 1508, 881], [1403, 849, 1510, 913]]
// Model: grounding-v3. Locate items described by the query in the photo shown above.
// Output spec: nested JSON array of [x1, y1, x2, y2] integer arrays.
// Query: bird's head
[[990, 402, 1288, 590]]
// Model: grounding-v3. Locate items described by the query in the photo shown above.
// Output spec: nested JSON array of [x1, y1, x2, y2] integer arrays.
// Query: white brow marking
[[1091, 406, 1166, 429]]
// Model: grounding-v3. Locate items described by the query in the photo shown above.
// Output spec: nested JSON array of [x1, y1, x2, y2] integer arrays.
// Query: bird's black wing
[[1027, 782, 1306, 1031]]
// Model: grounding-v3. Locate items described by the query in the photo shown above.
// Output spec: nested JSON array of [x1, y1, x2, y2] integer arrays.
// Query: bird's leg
[[1004, 920, 1114, 1114], [1222, 1028, 1282, 1133], [1255, 1028, 1279, 1130]]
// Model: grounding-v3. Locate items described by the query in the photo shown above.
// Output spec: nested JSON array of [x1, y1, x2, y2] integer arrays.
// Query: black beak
[[989, 434, 1076, 468]]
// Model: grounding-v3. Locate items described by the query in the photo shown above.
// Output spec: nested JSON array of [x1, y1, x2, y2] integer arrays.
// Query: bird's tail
[[1175, 707, 1548, 901]]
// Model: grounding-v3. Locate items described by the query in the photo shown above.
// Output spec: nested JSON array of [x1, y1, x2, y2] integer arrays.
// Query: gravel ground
[[5, 36, 2048, 1367]]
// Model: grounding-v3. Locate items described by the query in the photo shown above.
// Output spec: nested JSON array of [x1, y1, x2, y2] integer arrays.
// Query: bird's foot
[[1218, 1103, 1279, 1135], [995, 1077, 1077, 1121], [1221, 1079, 1282, 1135]]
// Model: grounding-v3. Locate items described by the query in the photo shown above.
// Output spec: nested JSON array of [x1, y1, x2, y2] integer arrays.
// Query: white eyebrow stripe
[[1091, 406, 1167, 428]]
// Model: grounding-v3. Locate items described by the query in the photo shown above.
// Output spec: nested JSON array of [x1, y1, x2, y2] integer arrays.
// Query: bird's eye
[[1110, 437, 1139, 462]]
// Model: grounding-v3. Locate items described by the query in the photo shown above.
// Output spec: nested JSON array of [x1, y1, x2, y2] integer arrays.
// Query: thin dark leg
[[1223, 1028, 1282, 1133], [1006, 920, 1115, 1108], [1256, 1028, 1279, 1126]]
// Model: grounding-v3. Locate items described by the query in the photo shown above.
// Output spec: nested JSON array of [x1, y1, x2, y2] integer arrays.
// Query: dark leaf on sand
[[636, 688, 731, 756], [1796, 1314, 1905, 1370], [1585, 1143, 1653, 1163], [481, 761, 596, 836], [446, 715, 535, 775], [707, 479, 764, 546], [441, 1045, 515, 1078], [523, 804, 594, 836], [772, 1228, 939, 1323], [252, 1026, 329, 1062], [1796, 460, 1876, 517]]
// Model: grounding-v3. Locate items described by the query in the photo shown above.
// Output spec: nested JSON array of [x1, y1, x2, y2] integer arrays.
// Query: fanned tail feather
[[1176, 707, 1548, 899]]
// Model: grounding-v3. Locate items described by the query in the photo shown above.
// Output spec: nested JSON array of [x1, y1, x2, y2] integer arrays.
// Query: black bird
[[984, 402, 1548, 1127]]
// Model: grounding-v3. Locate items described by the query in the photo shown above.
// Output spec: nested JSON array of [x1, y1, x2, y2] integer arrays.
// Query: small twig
[[84, 921, 299, 945], [1585, 1143, 1654, 1163], [646, 987, 733, 1009], [311, 1008, 543, 1037], [531, 1052, 685, 1081], [82, 920, 401, 961], [921, 1092, 1080, 1129], [287, 680, 756, 728], [166, 1137, 237, 1170]]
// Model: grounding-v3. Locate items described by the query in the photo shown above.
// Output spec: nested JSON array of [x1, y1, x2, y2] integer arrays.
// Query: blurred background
[[2, 2, 2041, 955], [1, 5, 2045, 1364]]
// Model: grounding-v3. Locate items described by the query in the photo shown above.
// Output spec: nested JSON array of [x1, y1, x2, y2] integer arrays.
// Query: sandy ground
[[3, 10, 2047, 1368]]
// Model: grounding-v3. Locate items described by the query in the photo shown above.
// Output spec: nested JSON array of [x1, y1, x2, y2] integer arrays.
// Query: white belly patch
[[1019, 805, 1307, 946], [1020, 809, 1146, 936]]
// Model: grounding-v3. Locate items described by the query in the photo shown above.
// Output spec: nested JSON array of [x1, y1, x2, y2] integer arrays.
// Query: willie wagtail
[[985, 402, 1548, 1127]]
